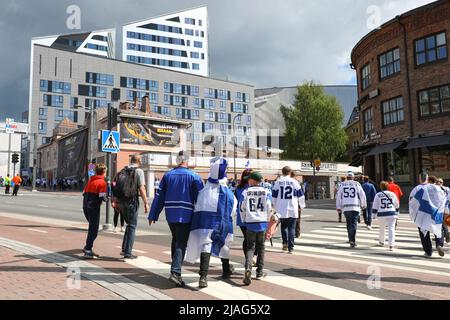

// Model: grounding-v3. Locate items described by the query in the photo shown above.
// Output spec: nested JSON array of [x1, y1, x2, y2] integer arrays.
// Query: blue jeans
[[168, 223, 191, 275], [119, 200, 139, 255], [363, 202, 373, 226], [83, 205, 100, 251], [344, 211, 360, 243], [281, 218, 297, 251]]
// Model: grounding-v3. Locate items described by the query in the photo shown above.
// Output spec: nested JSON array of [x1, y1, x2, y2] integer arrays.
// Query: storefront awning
[[366, 141, 404, 156], [404, 134, 450, 150]]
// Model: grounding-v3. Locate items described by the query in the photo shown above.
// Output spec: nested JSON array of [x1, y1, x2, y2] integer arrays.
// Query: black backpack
[[112, 167, 139, 201]]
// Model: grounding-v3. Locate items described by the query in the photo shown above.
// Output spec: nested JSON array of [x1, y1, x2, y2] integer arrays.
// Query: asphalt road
[[0, 189, 347, 239]]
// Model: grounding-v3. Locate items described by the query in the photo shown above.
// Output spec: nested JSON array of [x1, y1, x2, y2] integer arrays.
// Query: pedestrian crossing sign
[[101, 130, 120, 153]]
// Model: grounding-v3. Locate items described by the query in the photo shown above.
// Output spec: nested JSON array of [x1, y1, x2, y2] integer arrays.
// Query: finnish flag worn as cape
[[409, 183, 446, 238], [185, 157, 237, 263]]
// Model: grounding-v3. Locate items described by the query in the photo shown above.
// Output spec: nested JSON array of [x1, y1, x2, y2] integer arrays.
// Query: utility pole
[[103, 103, 113, 231], [7, 133, 11, 177], [32, 133, 37, 192]]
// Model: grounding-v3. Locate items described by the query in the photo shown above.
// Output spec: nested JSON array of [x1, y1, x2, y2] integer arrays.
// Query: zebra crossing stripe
[[312, 230, 421, 242], [323, 226, 419, 235], [266, 245, 450, 279], [157, 252, 381, 300], [284, 238, 450, 270], [126, 256, 273, 300], [303, 232, 422, 249]]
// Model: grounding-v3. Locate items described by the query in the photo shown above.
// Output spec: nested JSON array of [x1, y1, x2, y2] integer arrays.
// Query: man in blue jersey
[[148, 151, 204, 287]]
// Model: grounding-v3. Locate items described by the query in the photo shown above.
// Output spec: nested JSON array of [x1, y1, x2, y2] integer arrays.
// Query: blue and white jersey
[[148, 167, 204, 224], [240, 186, 272, 233], [336, 180, 367, 213], [185, 157, 237, 263], [372, 190, 399, 217], [272, 176, 305, 219], [409, 183, 446, 237]]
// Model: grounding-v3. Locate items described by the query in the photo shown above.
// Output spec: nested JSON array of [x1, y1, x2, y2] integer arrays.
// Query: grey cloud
[[0, 0, 434, 120]]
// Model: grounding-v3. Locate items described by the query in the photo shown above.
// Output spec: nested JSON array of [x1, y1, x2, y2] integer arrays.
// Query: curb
[[0, 237, 173, 300]]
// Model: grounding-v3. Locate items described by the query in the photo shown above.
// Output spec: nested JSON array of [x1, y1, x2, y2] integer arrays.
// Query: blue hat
[[208, 157, 228, 183]]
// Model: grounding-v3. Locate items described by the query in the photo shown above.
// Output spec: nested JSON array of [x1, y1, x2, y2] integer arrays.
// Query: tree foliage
[[280, 82, 348, 162]]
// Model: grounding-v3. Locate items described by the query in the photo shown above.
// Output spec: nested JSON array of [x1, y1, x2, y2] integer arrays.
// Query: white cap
[[176, 150, 189, 165], [347, 171, 355, 178]]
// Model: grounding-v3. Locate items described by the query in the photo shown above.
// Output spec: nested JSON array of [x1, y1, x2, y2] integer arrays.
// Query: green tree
[[280, 82, 348, 162]]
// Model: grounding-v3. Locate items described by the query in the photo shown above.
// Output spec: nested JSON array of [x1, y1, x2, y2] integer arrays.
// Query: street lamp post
[[232, 114, 243, 181]]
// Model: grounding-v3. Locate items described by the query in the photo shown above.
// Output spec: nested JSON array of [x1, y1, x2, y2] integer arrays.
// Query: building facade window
[[38, 122, 47, 134], [382, 96, 404, 126], [379, 48, 400, 79], [86, 72, 114, 86], [363, 108, 373, 134], [185, 18, 195, 25], [418, 84, 450, 117], [192, 109, 200, 120], [361, 64, 371, 90], [415, 32, 448, 66]]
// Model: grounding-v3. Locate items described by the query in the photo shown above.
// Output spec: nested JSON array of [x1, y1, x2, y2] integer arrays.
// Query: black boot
[[221, 258, 234, 279], [199, 252, 211, 288]]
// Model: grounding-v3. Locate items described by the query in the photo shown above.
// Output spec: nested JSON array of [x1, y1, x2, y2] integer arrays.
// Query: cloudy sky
[[0, 0, 435, 120]]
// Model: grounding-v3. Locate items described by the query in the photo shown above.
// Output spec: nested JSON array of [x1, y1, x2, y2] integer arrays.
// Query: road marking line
[[26, 228, 48, 234], [277, 238, 450, 270], [38, 205, 49, 208], [115, 246, 147, 254], [266, 245, 450, 279], [160, 252, 380, 300], [312, 230, 420, 242], [301, 232, 422, 249], [323, 226, 418, 235], [127, 256, 272, 300]]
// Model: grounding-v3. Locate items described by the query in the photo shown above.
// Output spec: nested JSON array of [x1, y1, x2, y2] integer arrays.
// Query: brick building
[[351, 0, 450, 194]]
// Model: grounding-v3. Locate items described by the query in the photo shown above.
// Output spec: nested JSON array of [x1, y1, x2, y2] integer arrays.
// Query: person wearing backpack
[[112, 155, 149, 260], [372, 181, 400, 251], [148, 150, 204, 288], [82, 163, 107, 259]]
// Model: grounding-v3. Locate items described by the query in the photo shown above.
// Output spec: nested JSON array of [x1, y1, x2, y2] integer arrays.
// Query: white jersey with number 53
[[272, 176, 306, 219], [336, 180, 367, 213]]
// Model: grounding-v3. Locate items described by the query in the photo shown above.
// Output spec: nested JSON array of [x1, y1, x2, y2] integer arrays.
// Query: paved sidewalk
[[0, 246, 122, 300]]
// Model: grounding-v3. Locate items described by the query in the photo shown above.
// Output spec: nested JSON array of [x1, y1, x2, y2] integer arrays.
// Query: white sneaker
[[121, 226, 125, 233], [367, 225, 372, 230], [113, 227, 119, 233]]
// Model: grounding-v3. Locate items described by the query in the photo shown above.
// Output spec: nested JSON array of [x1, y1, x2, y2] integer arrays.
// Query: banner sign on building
[[301, 162, 337, 172], [120, 118, 181, 147], [58, 130, 88, 179]]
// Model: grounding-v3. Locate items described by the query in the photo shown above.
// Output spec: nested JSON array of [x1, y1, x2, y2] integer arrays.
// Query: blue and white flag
[[185, 158, 237, 263], [245, 160, 250, 169], [409, 184, 446, 237]]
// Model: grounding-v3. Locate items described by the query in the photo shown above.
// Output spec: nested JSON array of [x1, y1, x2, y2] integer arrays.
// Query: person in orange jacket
[[11, 174, 22, 196]]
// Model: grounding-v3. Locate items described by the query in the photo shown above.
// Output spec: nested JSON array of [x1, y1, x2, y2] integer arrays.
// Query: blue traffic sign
[[101, 130, 120, 153]]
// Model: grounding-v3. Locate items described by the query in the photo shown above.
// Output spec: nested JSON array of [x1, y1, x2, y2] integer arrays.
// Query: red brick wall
[[352, 0, 450, 144]]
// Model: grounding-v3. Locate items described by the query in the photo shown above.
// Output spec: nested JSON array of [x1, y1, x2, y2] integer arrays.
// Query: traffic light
[[11, 153, 19, 164], [107, 104, 118, 129]]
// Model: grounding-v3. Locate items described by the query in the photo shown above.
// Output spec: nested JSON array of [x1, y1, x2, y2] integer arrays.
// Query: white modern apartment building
[[122, 6, 209, 76], [30, 29, 116, 59]]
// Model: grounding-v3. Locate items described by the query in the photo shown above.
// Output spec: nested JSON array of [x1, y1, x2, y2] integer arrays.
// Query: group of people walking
[[81, 151, 306, 288], [1, 174, 22, 196], [81, 150, 450, 290], [335, 171, 450, 257]]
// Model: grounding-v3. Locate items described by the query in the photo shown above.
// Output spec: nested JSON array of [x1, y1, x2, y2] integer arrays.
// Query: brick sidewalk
[[0, 246, 123, 300]]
